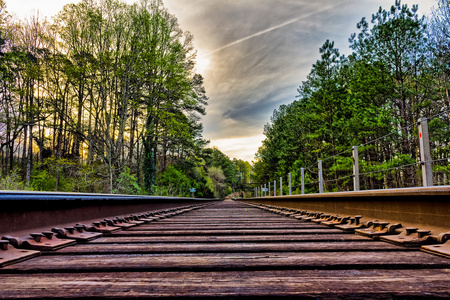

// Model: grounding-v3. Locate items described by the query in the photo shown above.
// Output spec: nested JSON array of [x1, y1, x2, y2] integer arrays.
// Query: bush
[[114, 167, 142, 195], [0, 169, 25, 190], [31, 170, 54, 191], [158, 165, 192, 197]]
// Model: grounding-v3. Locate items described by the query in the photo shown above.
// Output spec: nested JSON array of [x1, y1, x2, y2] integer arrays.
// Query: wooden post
[[318, 160, 323, 194], [289, 172, 292, 195], [280, 177, 283, 196], [353, 146, 360, 191], [301, 168, 305, 194], [274, 180, 276, 196], [419, 117, 433, 186]]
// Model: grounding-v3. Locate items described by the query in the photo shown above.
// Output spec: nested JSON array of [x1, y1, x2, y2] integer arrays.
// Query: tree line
[[0, 0, 252, 197], [253, 0, 450, 193]]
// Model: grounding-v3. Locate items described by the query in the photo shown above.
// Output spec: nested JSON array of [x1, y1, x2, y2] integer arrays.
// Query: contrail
[[205, 6, 334, 56], [205, 17, 302, 56]]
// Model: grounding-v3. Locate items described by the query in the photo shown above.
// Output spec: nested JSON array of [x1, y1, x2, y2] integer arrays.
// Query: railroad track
[[0, 199, 449, 298]]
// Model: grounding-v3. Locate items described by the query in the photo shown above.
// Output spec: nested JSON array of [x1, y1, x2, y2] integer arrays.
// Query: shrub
[[0, 169, 25, 190], [158, 165, 192, 197], [114, 167, 142, 195]]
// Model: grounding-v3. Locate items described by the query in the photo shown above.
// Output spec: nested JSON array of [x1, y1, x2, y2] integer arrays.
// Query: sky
[[4, 0, 438, 162]]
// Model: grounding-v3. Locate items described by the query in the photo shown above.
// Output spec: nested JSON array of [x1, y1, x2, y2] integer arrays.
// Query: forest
[[253, 0, 450, 194], [0, 0, 251, 198]]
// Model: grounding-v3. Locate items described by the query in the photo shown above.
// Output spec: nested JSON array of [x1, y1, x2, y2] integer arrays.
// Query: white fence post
[[419, 117, 433, 186], [289, 172, 292, 195], [274, 180, 276, 196], [301, 167, 305, 194], [353, 146, 360, 191], [318, 160, 323, 193], [280, 177, 283, 196]]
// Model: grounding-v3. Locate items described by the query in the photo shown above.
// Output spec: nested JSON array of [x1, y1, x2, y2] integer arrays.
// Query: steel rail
[[0, 191, 218, 237], [241, 186, 450, 235], [1, 200, 450, 298]]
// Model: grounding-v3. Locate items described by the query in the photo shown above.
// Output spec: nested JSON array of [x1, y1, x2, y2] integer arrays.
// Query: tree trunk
[[143, 136, 157, 194], [128, 106, 137, 169], [162, 139, 167, 172], [22, 124, 28, 180], [73, 82, 84, 159], [26, 124, 33, 189]]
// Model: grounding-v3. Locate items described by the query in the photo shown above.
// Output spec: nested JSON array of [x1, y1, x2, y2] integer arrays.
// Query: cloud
[[165, 1, 363, 132], [145, 0, 432, 164], [204, 1, 356, 57], [205, 16, 308, 56], [4, 0, 81, 20], [163, 1, 380, 161], [209, 134, 267, 162], [5, 0, 435, 162]]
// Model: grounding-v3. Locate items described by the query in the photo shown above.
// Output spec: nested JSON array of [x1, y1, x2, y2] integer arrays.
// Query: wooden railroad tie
[[0, 200, 449, 298]]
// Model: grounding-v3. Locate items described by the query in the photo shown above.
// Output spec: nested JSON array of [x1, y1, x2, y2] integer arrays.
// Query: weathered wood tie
[[0, 200, 449, 299]]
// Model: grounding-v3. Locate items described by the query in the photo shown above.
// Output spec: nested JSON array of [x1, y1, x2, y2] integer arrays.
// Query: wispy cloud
[[205, 6, 334, 57], [4, 0, 436, 162], [164, 1, 437, 160], [205, 16, 302, 56]]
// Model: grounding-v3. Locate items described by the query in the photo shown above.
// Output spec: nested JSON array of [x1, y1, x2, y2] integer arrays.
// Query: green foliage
[[143, 141, 157, 194], [0, 0, 6, 47], [114, 167, 141, 195], [30, 170, 53, 191], [254, 1, 449, 192], [199, 147, 250, 198], [0, 169, 25, 190], [0, 0, 253, 198], [73, 163, 106, 193], [207, 166, 226, 198], [157, 165, 192, 197]]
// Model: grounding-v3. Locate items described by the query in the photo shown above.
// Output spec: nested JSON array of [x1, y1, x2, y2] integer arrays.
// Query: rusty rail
[[241, 186, 450, 235], [0, 191, 217, 237], [1, 199, 450, 298]]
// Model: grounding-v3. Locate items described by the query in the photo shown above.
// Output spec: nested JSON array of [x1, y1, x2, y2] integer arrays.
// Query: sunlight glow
[[195, 51, 211, 75], [210, 134, 266, 162]]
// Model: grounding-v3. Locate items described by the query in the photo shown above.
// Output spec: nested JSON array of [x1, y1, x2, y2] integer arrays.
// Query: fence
[[254, 113, 450, 197]]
